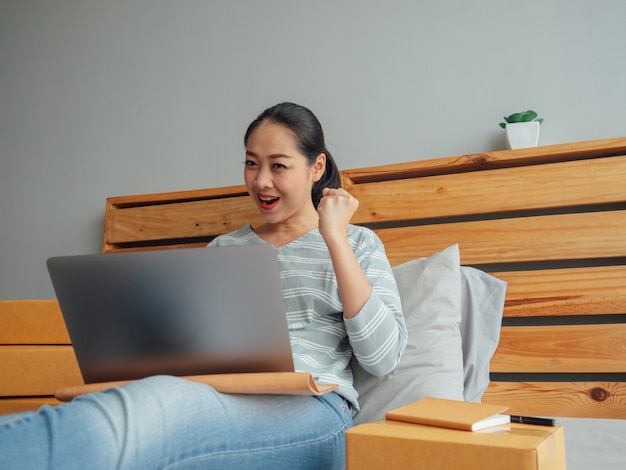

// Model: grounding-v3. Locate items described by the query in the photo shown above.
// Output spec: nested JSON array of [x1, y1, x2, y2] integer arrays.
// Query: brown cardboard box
[[346, 420, 566, 470]]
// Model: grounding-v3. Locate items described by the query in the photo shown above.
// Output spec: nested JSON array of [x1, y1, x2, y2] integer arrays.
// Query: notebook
[[385, 397, 511, 431], [47, 245, 295, 384]]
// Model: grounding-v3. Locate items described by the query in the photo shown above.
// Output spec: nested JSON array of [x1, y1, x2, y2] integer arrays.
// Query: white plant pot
[[505, 121, 541, 149]]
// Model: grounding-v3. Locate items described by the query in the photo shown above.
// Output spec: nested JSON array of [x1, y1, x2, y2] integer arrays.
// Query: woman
[[0, 102, 407, 469]]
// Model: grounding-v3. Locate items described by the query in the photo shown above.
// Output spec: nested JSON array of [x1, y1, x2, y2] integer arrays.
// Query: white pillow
[[459, 266, 506, 402], [352, 244, 465, 424]]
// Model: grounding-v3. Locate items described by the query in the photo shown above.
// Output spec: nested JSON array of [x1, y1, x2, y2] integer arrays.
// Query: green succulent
[[499, 110, 544, 129]]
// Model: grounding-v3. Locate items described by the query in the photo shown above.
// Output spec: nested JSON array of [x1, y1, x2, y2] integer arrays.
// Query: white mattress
[[558, 417, 626, 469]]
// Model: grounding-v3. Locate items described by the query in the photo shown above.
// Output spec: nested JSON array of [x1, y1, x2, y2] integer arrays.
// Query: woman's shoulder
[[347, 223, 377, 238], [346, 224, 383, 247]]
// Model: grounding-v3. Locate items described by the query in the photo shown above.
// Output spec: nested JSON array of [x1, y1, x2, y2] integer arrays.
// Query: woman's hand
[[317, 187, 359, 242]]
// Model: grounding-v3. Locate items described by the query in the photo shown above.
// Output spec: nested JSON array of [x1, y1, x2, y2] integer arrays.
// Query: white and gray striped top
[[208, 224, 407, 411]]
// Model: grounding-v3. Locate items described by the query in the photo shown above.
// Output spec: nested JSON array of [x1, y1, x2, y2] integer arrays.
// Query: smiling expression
[[244, 121, 325, 228]]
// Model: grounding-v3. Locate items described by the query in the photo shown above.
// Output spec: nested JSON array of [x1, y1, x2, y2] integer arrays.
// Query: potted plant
[[499, 110, 543, 149]]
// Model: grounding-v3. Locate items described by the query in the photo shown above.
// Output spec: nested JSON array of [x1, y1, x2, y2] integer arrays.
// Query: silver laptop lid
[[47, 245, 294, 383]]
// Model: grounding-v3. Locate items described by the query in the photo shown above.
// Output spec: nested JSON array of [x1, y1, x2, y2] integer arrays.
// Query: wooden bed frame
[[2, 137, 626, 420]]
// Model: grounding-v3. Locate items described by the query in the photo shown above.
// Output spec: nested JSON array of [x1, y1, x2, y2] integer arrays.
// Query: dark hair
[[244, 102, 341, 208]]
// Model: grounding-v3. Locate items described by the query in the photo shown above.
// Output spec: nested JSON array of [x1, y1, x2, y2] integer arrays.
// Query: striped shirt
[[208, 224, 407, 411]]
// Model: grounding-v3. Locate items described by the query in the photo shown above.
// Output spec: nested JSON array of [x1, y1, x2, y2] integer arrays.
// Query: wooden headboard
[[2, 137, 625, 418], [103, 137, 626, 419]]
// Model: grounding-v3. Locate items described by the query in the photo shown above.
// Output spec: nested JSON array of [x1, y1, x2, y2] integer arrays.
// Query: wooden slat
[[341, 136, 626, 185], [347, 155, 626, 225], [105, 241, 214, 253], [0, 300, 70, 344], [376, 210, 626, 267], [482, 381, 626, 419], [105, 184, 250, 208], [491, 324, 626, 373], [495, 266, 626, 317], [105, 195, 262, 247], [0, 346, 83, 396], [0, 397, 62, 415]]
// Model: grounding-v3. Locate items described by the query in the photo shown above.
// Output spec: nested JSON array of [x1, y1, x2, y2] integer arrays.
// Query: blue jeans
[[0, 376, 353, 469]]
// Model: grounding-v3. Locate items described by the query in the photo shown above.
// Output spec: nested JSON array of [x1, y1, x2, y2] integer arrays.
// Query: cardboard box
[[346, 420, 566, 470]]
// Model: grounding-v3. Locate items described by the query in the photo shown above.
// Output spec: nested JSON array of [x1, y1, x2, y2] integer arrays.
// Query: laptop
[[47, 244, 295, 384]]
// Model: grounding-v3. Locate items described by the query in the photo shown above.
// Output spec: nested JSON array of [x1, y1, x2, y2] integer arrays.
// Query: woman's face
[[244, 121, 325, 226]]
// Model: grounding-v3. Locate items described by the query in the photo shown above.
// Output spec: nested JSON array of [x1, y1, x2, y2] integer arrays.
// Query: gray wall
[[2, 0, 625, 299]]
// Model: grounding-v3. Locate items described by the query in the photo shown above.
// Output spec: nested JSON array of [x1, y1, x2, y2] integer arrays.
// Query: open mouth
[[258, 194, 279, 210]]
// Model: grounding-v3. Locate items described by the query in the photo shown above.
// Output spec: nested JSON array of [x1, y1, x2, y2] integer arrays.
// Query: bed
[[2, 136, 625, 468]]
